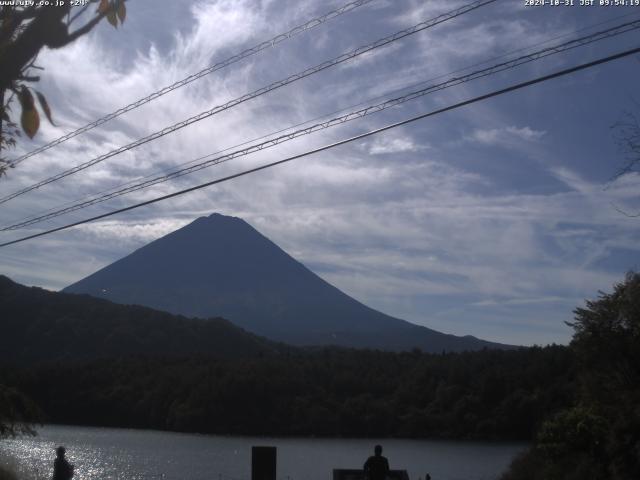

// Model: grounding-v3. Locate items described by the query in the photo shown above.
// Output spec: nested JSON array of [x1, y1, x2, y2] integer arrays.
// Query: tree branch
[[612, 110, 640, 179], [18, 75, 40, 82], [611, 202, 640, 218], [0, 6, 71, 91], [11, 6, 39, 22], [66, 11, 106, 43]]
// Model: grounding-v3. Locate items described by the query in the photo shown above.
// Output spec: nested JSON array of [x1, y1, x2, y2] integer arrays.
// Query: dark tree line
[[502, 272, 640, 480], [0, 273, 579, 441], [1, 345, 575, 440], [9, 271, 640, 454]]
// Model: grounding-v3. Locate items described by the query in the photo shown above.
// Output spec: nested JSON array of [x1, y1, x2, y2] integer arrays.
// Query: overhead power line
[[1, 45, 638, 249], [3, 18, 638, 231], [9, 0, 377, 167], [0, 0, 497, 206], [15, 9, 637, 231]]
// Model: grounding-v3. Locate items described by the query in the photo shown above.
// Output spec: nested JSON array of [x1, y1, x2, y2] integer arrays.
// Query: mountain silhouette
[[64, 213, 513, 352]]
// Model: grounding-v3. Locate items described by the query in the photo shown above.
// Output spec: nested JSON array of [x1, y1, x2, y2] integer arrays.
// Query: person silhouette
[[363, 445, 389, 480], [52, 446, 74, 480]]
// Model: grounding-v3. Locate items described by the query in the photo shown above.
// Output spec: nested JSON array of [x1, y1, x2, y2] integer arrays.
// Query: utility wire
[[0, 0, 497, 206], [4, 13, 638, 232], [3, 18, 638, 231], [1, 45, 638, 249], [12, 8, 638, 230], [6, 6, 639, 238], [9, 0, 377, 167]]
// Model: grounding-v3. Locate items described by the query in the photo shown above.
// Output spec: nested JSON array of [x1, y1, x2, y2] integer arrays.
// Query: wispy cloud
[[364, 132, 427, 155], [468, 125, 547, 146], [0, 0, 638, 346]]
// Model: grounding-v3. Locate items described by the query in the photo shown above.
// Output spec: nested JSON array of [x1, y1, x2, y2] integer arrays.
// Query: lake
[[0, 425, 525, 480]]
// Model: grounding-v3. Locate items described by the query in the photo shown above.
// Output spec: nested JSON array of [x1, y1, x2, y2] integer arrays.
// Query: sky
[[1, 0, 639, 346]]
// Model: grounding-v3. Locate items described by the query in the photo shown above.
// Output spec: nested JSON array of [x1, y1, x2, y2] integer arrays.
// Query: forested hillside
[[0, 273, 577, 440], [3, 346, 574, 440], [0, 275, 281, 364]]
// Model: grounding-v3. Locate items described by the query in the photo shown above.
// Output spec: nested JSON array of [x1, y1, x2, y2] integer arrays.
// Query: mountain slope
[[0, 275, 280, 365], [64, 213, 513, 352]]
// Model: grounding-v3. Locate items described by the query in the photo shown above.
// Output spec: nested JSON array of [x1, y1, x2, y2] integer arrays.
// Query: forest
[[1, 273, 638, 480], [2, 346, 574, 440], [0, 275, 281, 364], [501, 272, 640, 480], [0, 275, 574, 440]]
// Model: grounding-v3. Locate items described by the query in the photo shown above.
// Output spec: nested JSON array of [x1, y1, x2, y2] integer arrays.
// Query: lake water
[[0, 425, 525, 480]]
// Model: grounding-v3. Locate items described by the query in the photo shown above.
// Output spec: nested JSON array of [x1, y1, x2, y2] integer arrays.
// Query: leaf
[[117, 1, 126, 23], [17, 86, 35, 110], [106, 9, 118, 28], [17, 86, 39, 138], [35, 91, 56, 126], [98, 0, 109, 14], [21, 107, 40, 139]]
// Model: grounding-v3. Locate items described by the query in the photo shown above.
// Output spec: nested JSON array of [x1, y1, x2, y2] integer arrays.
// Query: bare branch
[[66, 11, 107, 43], [611, 108, 640, 179], [611, 202, 640, 218]]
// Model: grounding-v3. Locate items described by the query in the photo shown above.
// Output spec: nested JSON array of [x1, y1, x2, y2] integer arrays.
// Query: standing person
[[52, 446, 74, 480], [363, 445, 390, 480]]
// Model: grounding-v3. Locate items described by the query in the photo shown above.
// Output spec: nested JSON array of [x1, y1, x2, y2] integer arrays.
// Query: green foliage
[[501, 447, 606, 480], [0, 274, 578, 440], [536, 406, 607, 458], [569, 272, 640, 393], [1, 346, 575, 440], [0, 1, 127, 175], [0, 97, 18, 177], [0, 384, 41, 439], [502, 272, 640, 480]]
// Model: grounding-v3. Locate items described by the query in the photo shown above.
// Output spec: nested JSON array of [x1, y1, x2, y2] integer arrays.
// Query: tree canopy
[[0, 0, 127, 437], [0, 384, 40, 439], [502, 272, 640, 480], [0, 0, 127, 176]]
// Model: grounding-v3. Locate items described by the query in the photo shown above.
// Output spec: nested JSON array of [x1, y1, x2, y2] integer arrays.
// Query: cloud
[[472, 296, 575, 307], [77, 219, 191, 244], [1, 0, 639, 347], [467, 125, 547, 146], [365, 132, 427, 155]]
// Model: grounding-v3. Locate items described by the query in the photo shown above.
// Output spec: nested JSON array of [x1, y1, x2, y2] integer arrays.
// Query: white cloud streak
[[0, 0, 638, 346]]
